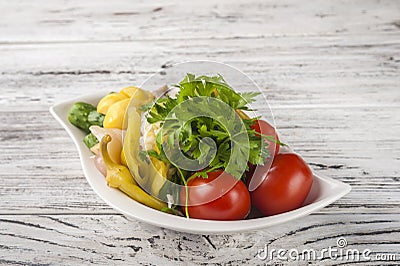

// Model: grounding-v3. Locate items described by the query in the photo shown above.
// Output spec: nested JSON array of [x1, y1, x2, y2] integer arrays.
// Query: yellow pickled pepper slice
[[97, 92, 127, 115], [100, 134, 166, 211], [103, 98, 130, 129], [120, 86, 140, 98], [150, 157, 168, 197], [120, 147, 127, 166]]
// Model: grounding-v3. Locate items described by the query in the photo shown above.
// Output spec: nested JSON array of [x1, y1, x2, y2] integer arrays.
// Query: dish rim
[[50, 92, 351, 234]]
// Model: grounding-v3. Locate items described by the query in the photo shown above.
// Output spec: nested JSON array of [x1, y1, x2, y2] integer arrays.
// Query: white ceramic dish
[[50, 91, 351, 234]]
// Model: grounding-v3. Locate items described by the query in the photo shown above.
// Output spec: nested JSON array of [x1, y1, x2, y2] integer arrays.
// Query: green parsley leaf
[[143, 73, 272, 181]]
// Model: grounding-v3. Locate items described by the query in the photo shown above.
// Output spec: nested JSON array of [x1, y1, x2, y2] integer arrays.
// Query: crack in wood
[[161, 62, 174, 69], [202, 235, 217, 250], [115, 236, 142, 241], [0, 259, 50, 266], [349, 220, 396, 224], [0, 232, 97, 253], [162, 254, 183, 262], [286, 222, 346, 237], [105, 255, 126, 261], [309, 162, 345, 169], [0, 244, 34, 252], [127, 245, 142, 252], [39, 19, 74, 24], [0, 218, 61, 232], [264, 222, 347, 247], [99, 241, 117, 248], [146, 235, 161, 247], [31, 70, 112, 75], [113, 11, 140, 16], [335, 204, 400, 209], [25, 70, 153, 76], [304, 229, 400, 245]]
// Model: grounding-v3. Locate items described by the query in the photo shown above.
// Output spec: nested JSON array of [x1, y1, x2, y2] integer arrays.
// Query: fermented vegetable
[[68, 102, 98, 133], [100, 134, 166, 210], [83, 133, 98, 148], [88, 110, 105, 127], [103, 98, 130, 129]]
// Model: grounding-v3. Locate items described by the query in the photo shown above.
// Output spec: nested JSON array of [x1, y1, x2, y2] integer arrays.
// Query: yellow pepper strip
[[103, 98, 130, 129], [120, 147, 127, 166], [123, 107, 169, 197], [120, 86, 139, 98], [97, 92, 127, 115], [123, 108, 150, 188], [150, 157, 168, 197], [100, 134, 166, 211]]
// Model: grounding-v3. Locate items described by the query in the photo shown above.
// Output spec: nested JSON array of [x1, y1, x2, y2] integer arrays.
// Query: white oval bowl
[[50, 92, 351, 234]]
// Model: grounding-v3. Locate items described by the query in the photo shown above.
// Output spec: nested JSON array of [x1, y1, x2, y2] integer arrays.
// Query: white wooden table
[[1, 0, 399, 265]]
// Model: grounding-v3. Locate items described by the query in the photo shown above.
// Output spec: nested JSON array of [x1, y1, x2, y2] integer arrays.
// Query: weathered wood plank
[[0, 214, 399, 265], [0, 0, 399, 43], [0, 38, 399, 110]]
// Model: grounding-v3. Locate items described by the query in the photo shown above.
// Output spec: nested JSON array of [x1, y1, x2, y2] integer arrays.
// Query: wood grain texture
[[0, 0, 399, 43], [0, 0, 399, 265], [0, 214, 399, 265]]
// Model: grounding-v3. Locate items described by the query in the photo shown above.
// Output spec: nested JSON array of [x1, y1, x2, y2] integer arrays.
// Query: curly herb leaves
[[142, 73, 270, 181]]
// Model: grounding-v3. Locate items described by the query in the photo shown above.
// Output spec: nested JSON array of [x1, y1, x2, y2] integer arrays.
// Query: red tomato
[[250, 153, 313, 216], [180, 170, 251, 220], [251, 119, 280, 156]]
